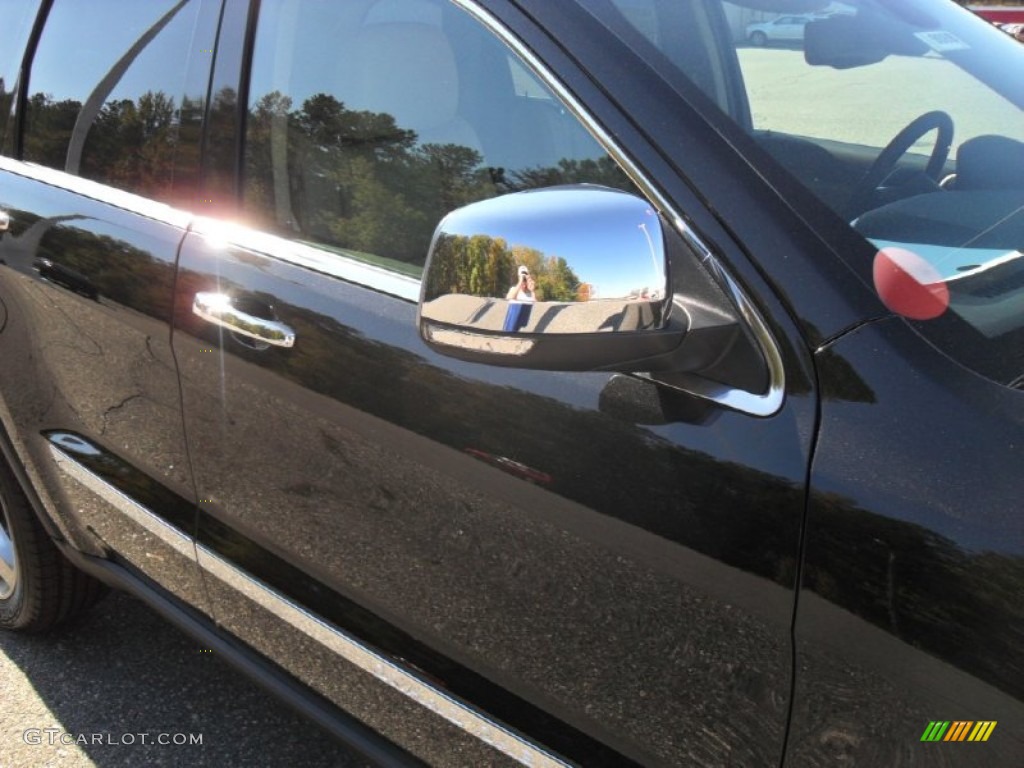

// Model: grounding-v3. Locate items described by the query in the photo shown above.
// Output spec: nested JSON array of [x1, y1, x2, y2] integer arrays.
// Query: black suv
[[2, 1, 1022, 765]]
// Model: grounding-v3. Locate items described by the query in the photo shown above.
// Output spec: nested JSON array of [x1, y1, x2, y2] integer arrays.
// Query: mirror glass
[[420, 186, 670, 336]]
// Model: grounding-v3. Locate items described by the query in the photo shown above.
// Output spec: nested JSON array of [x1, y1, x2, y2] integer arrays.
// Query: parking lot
[[738, 46, 1024, 151], [0, 591, 368, 767]]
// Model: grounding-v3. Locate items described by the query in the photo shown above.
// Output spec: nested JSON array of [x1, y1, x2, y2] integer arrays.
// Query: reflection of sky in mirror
[[27, 0, 196, 103], [447, 188, 667, 300]]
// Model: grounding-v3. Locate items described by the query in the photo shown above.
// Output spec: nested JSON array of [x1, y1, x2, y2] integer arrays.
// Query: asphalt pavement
[[0, 590, 370, 768]]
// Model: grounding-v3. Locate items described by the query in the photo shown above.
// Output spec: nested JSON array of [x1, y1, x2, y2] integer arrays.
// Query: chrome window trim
[[669, 232, 787, 417], [452, 0, 786, 417], [189, 217, 421, 302], [0, 158, 421, 302], [0, 157, 192, 230]]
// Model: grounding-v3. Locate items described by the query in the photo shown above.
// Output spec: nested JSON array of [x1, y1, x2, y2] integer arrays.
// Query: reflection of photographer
[[503, 266, 536, 332], [506, 265, 537, 302]]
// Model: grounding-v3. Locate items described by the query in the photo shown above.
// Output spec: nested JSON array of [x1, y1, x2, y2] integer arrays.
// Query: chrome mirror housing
[[418, 185, 774, 404], [418, 186, 682, 370]]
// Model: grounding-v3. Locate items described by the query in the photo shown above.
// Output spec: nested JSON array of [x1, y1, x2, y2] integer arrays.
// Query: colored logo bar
[[921, 721, 997, 742]]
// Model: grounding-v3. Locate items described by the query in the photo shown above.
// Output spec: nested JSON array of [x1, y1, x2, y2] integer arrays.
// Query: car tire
[[0, 457, 106, 631], [749, 31, 768, 46]]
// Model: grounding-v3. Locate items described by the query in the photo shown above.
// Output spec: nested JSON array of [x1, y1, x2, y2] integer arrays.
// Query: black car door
[[0, 0, 219, 613], [172, 1, 818, 765]]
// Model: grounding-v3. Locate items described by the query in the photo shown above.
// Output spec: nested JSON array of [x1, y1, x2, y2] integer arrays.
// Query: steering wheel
[[849, 110, 954, 216]]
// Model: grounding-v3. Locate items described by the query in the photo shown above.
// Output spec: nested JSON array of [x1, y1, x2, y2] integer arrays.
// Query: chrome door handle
[[192, 292, 296, 348]]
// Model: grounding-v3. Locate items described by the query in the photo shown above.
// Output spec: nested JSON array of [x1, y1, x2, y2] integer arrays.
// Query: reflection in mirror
[[420, 186, 670, 337]]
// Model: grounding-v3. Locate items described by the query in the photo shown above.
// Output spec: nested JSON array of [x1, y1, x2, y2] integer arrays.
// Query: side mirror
[[418, 186, 767, 389]]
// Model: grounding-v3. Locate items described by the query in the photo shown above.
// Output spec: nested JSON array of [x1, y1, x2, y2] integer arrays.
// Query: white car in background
[[745, 14, 813, 46], [1001, 22, 1024, 41]]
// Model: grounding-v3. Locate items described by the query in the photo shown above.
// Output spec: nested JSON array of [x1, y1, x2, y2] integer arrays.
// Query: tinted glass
[[243, 0, 636, 276], [23, 0, 201, 201], [594, 0, 1024, 385], [0, 0, 44, 154]]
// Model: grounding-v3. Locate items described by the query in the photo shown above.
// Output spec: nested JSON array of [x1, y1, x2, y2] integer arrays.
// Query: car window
[[241, 0, 637, 278], [735, 13, 1024, 156], [21, 0, 202, 202], [0, 0, 44, 156], [596, 0, 1024, 386]]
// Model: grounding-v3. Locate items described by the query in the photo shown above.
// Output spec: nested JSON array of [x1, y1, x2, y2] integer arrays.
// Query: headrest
[[956, 135, 1024, 191], [364, 0, 441, 26], [351, 22, 460, 133]]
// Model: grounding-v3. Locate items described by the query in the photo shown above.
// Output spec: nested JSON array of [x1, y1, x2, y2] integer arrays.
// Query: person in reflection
[[506, 265, 537, 302], [503, 265, 537, 332]]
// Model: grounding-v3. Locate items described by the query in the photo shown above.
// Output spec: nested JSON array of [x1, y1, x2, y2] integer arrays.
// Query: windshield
[[588, 0, 1024, 385]]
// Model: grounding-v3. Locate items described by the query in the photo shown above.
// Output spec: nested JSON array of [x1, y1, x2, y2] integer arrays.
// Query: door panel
[[172, 0, 817, 764], [0, 0, 218, 609], [173, 228, 816, 766], [0, 165, 204, 608], [789, 319, 1024, 767]]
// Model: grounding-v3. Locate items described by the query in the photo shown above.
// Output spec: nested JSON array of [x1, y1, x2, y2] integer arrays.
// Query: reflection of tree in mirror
[[529, 249, 582, 302], [425, 233, 581, 301]]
